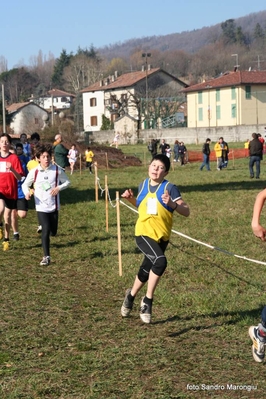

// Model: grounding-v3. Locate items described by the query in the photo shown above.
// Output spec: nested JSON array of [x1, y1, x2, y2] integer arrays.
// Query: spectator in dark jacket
[[159, 139, 168, 155], [53, 134, 69, 170], [173, 140, 180, 162], [148, 139, 159, 159], [249, 133, 263, 179], [200, 138, 211, 171], [178, 142, 187, 166]]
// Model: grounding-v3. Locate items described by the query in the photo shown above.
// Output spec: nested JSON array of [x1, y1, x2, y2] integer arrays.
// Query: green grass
[[1, 155, 266, 398]]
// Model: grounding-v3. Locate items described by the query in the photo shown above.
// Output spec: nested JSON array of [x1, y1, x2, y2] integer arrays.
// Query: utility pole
[[255, 55, 265, 70], [231, 54, 239, 70], [2, 84, 6, 132], [142, 53, 151, 128]]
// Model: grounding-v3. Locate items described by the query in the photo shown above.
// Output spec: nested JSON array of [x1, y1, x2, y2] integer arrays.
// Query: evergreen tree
[[221, 19, 237, 44], [253, 23, 265, 40], [235, 26, 246, 45], [51, 49, 72, 88], [101, 114, 112, 130], [76, 44, 99, 60]]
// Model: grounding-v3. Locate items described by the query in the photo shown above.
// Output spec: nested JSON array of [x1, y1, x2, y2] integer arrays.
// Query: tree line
[[0, 18, 266, 107]]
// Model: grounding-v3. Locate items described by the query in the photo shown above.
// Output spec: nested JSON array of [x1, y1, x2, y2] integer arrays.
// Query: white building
[[30, 89, 75, 111], [81, 68, 187, 134]]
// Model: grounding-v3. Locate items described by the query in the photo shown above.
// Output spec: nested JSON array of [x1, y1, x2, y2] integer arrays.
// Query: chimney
[[111, 75, 115, 82], [114, 70, 118, 78], [141, 65, 145, 72], [148, 64, 151, 71]]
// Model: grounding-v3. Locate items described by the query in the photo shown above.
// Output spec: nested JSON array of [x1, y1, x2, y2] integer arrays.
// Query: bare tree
[[0, 56, 8, 73], [63, 54, 102, 93], [29, 50, 55, 89]]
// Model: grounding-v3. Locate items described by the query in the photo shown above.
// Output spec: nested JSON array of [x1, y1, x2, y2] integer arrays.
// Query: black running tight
[[37, 211, 58, 257]]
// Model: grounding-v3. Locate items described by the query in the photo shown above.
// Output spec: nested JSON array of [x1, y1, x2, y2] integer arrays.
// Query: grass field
[[1, 148, 266, 398]]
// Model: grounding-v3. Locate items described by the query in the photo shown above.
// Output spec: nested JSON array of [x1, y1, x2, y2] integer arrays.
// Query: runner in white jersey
[[22, 143, 70, 265], [68, 144, 78, 175]]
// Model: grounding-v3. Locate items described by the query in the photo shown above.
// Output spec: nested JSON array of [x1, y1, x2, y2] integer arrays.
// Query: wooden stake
[[105, 152, 109, 170], [116, 191, 122, 276], [94, 161, 98, 203], [105, 175, 108, 232], [79, 153, 82, 175]]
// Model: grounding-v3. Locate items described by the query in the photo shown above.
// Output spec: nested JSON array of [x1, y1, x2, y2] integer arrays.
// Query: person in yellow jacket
[[244, 139, 250, 157], [214, 137, 224, 170], [85, 147, 94, 174]]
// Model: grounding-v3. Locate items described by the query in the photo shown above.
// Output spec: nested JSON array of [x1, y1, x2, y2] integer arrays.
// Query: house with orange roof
[[183, 69, 266, 128], [6, 102, 49, 136], [81, 68, 187, 133]]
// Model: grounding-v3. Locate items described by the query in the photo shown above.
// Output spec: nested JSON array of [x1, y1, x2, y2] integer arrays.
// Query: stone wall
[[85, 125, 266, 146]]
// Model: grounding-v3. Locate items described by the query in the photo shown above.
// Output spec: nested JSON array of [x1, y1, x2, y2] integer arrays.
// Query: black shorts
[[0, 193, 17, 210], [17, 198, 28, 212]]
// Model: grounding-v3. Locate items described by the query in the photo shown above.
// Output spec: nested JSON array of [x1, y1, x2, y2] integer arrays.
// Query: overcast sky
[[1, 0, 265, 69]]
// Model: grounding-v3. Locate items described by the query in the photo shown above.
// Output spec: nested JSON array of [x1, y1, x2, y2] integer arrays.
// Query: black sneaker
[[121, 288, 134, 317], [139, 297, 152, 324], [13, 233, 20, 241]]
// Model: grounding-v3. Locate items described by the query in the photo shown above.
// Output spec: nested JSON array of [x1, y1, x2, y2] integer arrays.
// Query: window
[[245, 85, 251, 100], [90, 116, 98, 126], [121, 93, 127, 101], [231, 87, 236, 100], [216, 105, 221, 120], [90, 97, 97, 107], [216, 89, 220, 102], [198, 107, 203, 121], [198, 91, 203, 104], [231, 104, 236, 118]]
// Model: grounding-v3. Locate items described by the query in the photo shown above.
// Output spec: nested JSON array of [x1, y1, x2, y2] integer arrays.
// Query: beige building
[[183, 70, 266, 128]]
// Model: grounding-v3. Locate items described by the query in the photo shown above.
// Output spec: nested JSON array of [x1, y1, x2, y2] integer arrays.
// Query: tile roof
[[6, 102, 48, 114], [47, 89, 75, 97], [81, 68, 164, 92], [6, 102, 31, 113], [183, 70, 266, 92]]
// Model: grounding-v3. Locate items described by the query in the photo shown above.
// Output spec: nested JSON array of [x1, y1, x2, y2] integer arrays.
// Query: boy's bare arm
[[121, 189, 137, 207], [161, 190, 190, 217], [252, 188, 266, 241]]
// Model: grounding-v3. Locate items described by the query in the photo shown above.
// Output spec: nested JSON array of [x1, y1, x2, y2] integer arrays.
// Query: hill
[[98, 10, 266, 60]]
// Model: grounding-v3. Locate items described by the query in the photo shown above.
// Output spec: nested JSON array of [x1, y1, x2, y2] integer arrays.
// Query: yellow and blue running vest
[[135, 178, 175, 242]]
